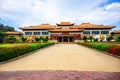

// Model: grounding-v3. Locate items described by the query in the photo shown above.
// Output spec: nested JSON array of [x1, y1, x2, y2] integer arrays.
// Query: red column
[[56, 35, 59, 42], [50, 34, 52, 40], [74, 34, 76, 40], [79, 34, 82, 40]]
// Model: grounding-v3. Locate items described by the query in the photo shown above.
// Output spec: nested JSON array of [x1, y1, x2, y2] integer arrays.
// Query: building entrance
[[58, 37, 74, 42]]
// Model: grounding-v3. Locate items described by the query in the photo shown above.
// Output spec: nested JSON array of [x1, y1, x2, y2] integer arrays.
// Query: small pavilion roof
[[56, 22, 75, 26], [5, 31, 21, 35]]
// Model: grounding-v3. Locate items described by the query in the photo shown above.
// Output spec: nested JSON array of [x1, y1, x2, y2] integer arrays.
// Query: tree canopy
[[0, 23, 15, 32]]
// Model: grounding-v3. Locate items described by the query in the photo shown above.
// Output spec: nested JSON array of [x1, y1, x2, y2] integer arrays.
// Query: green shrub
[[22, 37, 27, 42], [35, 37, 40, 42], [77, 42, 83, 45], [39, 37, 43, 42], [83, 36, 87, 41], [88, 36, 94, 41], [107, 36, 113, 41], [6, 35, 17, 43], [116, 35, 120, 42], [78, 42, 109, 51], [94, 39, 98, 42], [42, 36, 49, 42], [78, 42, 120, 56], [88, 43, 97, 48], [45, 36, 49, 42], [95, 44, 109, 51]]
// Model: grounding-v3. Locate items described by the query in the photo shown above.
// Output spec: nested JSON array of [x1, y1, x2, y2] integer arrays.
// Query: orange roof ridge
[[78, 22, 115, 29], [41, 23, 50, 25], [49, 28, 84, 32], [61, 22, 71, 24], [111, 30, 120, 34], [56, 22, 75, 26], [20, 23, 54, 30]]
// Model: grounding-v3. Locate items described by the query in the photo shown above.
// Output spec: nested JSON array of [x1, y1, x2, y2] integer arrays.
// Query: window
[[42, 32, 49, 35], [92, 31, 100, 34], [25, 32, 32, 35], [33, 32, 40, 35], [101, 31, 109, 34], [83, 31, 90, 34]]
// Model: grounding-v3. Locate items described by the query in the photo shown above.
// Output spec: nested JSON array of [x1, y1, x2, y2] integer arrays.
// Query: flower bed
[[0, 42, 54, 62], [105, 45, 120, 55], [78, 42, 120, 56]]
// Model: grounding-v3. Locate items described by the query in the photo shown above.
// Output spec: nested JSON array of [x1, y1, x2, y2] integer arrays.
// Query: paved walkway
[[0, 44, 120, 72], [0, 71, 120, 80]]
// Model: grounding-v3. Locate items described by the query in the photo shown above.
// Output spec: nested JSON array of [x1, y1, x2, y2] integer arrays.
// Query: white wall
[[23, 30, 50, 37], [81, 29, 111, 35]]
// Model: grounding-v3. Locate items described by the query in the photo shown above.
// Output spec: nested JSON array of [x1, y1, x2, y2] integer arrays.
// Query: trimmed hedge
[[95, 44, 109, 51], [105, 45, 120, 55], [0, 42, 54, 62], [78, 42, 120, 56]]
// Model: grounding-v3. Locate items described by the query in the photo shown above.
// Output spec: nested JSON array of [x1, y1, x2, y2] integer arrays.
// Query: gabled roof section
[[111, 30, 120, 34], [56, 22, 75, 26], [20, 23, 55, 30], [49, 27, 83, 32], [75, 23, 115, 29]]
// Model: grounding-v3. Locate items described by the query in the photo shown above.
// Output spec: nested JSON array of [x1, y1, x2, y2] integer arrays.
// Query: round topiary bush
[[6, 35, 17, 43]]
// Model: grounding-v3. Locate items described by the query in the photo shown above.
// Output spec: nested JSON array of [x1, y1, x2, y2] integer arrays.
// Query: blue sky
[[0, 0, 120, 31]]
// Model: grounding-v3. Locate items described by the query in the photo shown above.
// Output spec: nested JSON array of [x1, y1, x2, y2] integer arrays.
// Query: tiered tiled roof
[[75, 23, 115, 29], [20, 22, 115, 31], [20, 24, 57, 30], [6, 31, 21, 35]]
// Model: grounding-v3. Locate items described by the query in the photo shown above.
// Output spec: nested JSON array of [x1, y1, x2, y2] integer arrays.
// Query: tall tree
[[0, 31, 5, 43], [0, 23, 15, 32]]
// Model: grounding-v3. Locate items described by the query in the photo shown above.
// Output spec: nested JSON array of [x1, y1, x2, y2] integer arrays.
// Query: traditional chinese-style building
[[5, 31, 22, 40], [111, 30, 120, 36], [111, 30, 120, 39], [20, 22, 115, 42]]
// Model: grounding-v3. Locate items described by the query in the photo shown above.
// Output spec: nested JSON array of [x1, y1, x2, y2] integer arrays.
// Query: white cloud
[[0, 0, 120, 28], [89, 2, 120, 24]]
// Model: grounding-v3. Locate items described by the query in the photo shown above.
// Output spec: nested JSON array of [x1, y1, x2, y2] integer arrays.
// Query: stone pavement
[[0, 70, 120, 80]]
